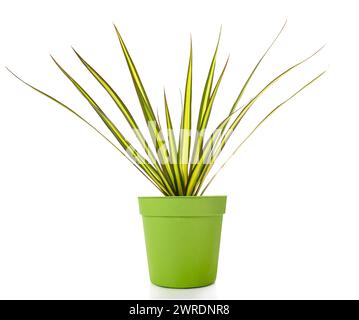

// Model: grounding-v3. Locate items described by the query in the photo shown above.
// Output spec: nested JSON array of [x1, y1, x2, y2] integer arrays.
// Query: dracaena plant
[[8, 22, 325, 196]]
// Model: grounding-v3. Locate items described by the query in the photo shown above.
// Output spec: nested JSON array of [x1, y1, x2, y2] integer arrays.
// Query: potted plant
[[7, 22, 324, 288]]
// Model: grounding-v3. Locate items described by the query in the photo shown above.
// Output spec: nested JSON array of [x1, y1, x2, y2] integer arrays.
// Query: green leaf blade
[[164, 91, 184, 194], [114, 25, 177, 193], [198, 71, 326, 195], [178, 40, 193, 188]]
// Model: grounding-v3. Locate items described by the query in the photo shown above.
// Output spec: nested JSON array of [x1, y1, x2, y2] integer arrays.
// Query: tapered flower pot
[[138, 196, 226, 288]]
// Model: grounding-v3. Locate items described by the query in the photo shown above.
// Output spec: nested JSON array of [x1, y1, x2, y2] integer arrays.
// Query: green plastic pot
[[138, 196, 226, 288]]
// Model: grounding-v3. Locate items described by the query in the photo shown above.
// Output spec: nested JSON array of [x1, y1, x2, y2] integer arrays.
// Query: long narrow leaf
[[190, 30, 222, 168], [178, 39, 193, 188], [164, 91, 184, 194], [219, 46, 324, 149], [50, 57, 175, 194], [197, 28, 221, 126], [186, 46, 324, 195], [6, 68, 169, 195], [190, 57, 229, 167], [72, 50, 152, 158], [220, 20, 287, 135], [113, 25, 176, 192], [198, 71, 326, 195], [186, 106, 241, 194], [72, 49, 176, 192]]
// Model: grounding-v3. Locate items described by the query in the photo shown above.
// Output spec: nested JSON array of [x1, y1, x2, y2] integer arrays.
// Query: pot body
[[138, 196, 226, 288]]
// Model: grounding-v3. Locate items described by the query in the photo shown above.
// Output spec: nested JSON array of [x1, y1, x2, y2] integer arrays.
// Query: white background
[[0, 0, 358, 299]]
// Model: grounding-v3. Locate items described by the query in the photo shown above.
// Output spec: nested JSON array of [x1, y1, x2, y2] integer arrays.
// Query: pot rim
[[138, 195, 227, 217], [138, 195, 226, 199]]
